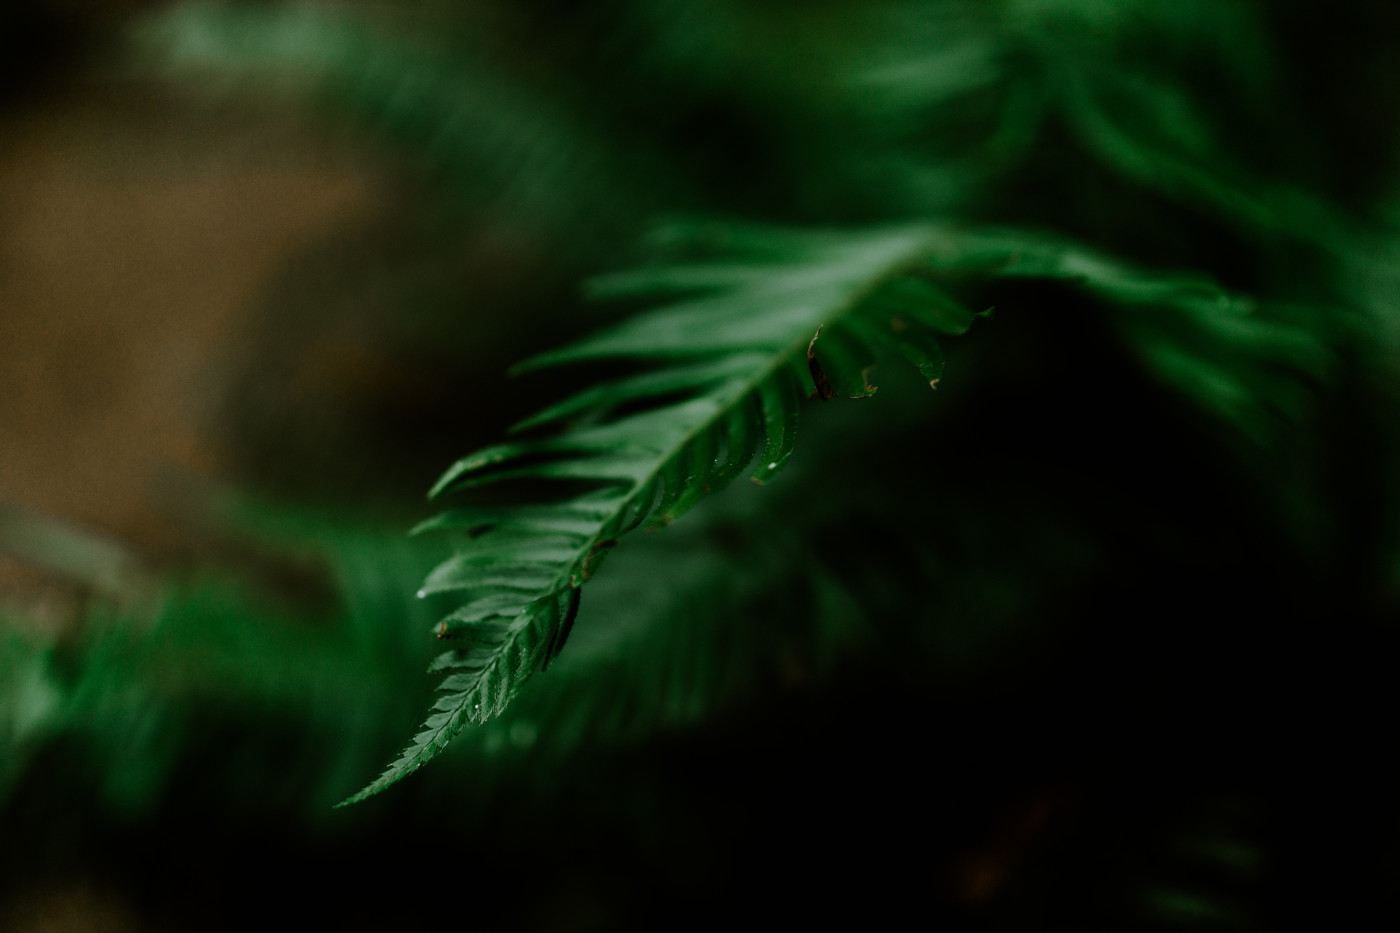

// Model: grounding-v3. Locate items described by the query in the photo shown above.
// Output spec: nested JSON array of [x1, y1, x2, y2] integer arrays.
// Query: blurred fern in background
[[2, 0, 1397, 929]]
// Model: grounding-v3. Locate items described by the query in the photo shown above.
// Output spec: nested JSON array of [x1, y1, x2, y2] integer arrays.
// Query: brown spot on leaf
[[581, 539, 618, 580], [857, 366, 879, 397]]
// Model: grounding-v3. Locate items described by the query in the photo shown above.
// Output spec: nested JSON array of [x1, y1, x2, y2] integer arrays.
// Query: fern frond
[[344, 220, 1331, 804], [339, 224, 972, 804]]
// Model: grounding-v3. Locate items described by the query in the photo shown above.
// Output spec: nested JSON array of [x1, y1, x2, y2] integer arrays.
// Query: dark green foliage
[[343, 217, 1338, 802], [5, 0, 1399, 927]]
